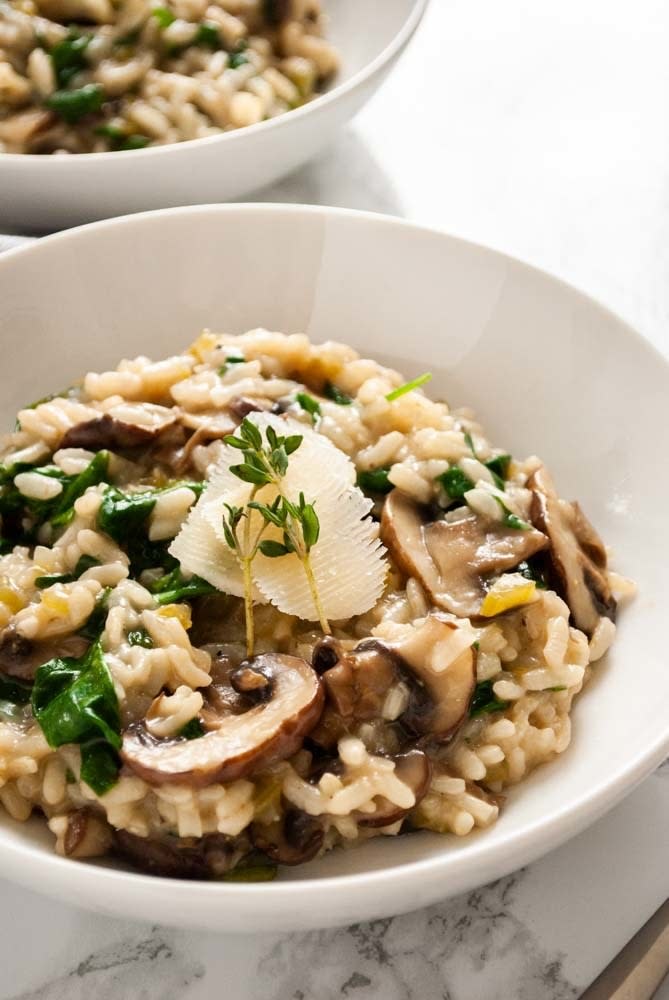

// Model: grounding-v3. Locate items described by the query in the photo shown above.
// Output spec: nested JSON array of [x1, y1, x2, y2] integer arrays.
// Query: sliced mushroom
[[388, 614, 476, 741], [60, 403, 178, 451], [252, 807, 324, 865], [381, 489, 548, 618], [529, 466, 616, 636], [227, 396, 274, 421], [114, 829, 248, 879], [0, 626, 89, 680], [122, 653, 324, 786], [61, 809, 113, 859], [356, 749, 432, 828], [308, 637, 403, 749], [179, 410, 237, 439]]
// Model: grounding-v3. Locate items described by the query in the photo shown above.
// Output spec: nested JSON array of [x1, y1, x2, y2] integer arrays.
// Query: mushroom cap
[[252, 807, 324, 865], [381, 489, 548, 618], [387, 614, 476, 741], [114, 828, 246, 879], [60, 403, 178, 451], [529, 466, 616, 636], [356, 749, 432, 828], [0, 626, 89, 680], [121, 653, 324, 787]]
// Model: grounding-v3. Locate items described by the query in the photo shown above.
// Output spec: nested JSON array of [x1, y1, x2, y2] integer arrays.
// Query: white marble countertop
[[2, 0, 669, 997]]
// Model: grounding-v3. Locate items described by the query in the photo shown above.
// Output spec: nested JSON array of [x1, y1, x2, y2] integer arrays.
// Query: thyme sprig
[[222, 419, 330, 653]]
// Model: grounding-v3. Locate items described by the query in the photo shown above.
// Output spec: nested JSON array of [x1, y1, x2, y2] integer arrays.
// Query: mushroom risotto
[[0, 330, 633, 879], [0, 0, 338, 154]]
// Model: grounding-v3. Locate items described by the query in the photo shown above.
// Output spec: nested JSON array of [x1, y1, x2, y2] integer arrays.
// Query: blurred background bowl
[[0, 0, 427, 232]]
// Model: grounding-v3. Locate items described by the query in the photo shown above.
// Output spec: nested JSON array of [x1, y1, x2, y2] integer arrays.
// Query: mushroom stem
[[301, 552, 331, 636]]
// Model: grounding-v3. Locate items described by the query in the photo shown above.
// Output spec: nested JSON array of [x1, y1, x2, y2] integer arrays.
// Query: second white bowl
[[0, 0, 427, 232]]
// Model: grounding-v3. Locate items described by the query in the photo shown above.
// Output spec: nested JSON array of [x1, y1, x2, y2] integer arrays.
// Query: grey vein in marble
[[253, 873, 578, 1000], [9, 930, 204, 1000]]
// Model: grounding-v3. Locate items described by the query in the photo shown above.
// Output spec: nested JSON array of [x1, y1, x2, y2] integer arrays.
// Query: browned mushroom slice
[[114, 829, 248, 879], [0, 626, 89, 680], [122, 654, 324, 787], [308, 638, 402, 749], [179, 410, 237, 440], [381, 489, 548, 617], [529, 466, 616, 636], [356, 750, 432, 828], [61, 809, 113, 859], [388, 615, 476, 741], [252, 807, 324, 864], [60, 403, 177, 451], [227, 397, 274, 421]]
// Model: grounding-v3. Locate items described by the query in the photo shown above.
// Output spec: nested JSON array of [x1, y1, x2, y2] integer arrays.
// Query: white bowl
[[0, 0, 427, 233], [0, 204, 667, 932]]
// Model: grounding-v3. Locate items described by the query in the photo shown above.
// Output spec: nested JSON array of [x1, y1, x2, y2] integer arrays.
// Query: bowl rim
[[0, 201, 667, 913], [0, 0, 429, 167]]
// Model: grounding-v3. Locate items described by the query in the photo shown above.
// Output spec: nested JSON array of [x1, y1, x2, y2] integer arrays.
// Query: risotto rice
[[0, 329, 633, 879]]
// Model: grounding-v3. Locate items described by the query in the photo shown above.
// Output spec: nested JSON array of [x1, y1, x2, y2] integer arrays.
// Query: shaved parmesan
[[169, 413, 388, 622]]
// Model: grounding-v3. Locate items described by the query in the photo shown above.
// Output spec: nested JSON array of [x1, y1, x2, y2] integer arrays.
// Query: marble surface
[[2, 0, 669, 996]]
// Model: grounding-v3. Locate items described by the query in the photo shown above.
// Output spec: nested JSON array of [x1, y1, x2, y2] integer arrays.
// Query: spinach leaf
[[323, 382, 352, 406], [149, 567, 216, 605], [35, 554, 100, 590], [49, 31, 91, 87], [515, 559, 548, 589], [486, 454, 511, 483], [151, 6, 175, 27], [46, 83, 104, 123], [356, 467, 392, 494], [0, 673, 32, 705], [31, 641, 121, 795], [97, 485, 178, 573], [195, 22, 219, 47], [470, 680, 510, 717], [295, 392, 320, 423], [78, 587, 112, 641], [179, 718, 205, 740], [50, 451, 109, 526], [127, 628, 153, 648], [437, 467, 474, 500]]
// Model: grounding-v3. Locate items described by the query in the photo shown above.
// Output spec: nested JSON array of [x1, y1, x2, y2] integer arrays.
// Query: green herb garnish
[[544, 685, 567, 692], [222, 418, 329, 654], [323, 382, 352, 406], [486, 454, 511, 482], [46, 83, 104, 123], [356, 467, 392, 495], [470, 680, 510, 717], [385, 372, 432, 402], [31, 640, 121, 795], [295, 392, 321, 424]]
